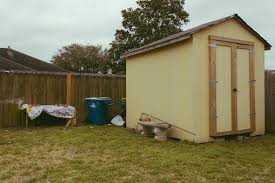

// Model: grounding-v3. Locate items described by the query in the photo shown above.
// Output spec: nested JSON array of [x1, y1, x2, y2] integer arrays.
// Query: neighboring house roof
[[122, 14, 272, 59], [0, 48, 67, 72], [0, 56, 34, 71]]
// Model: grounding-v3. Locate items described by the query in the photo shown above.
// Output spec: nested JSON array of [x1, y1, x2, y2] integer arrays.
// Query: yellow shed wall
[[126, 19, 266, 143], [126, 40, 198, 142], [192, 19, 266, 142]]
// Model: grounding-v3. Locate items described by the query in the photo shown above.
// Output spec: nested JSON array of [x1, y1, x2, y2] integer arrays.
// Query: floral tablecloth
[[20, 104, 76, 120]]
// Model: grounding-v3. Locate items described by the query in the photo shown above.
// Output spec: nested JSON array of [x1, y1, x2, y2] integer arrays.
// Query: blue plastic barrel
[[85, 97, 112, 125]]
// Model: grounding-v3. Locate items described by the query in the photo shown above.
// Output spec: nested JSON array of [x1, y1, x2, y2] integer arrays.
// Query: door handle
[[233, 88, 239, 92]]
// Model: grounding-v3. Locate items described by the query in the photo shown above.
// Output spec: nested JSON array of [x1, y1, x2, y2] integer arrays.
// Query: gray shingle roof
[[123, 14, 271, 59], [0, 56, 34, 71], [0, 48, 67, 72]]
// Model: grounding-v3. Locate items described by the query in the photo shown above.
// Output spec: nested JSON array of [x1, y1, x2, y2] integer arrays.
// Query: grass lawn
[[0, 126, 275, 183]]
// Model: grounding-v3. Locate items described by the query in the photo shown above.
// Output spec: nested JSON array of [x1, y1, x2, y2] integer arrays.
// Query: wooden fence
[[0, 71, 126, 128], [265, 70, 275, 133]]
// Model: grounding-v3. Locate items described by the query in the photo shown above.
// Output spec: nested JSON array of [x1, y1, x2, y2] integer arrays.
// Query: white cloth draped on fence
[[20, 104, 76, 120]]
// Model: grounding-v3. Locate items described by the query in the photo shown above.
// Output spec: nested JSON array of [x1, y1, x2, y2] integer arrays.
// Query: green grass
[[0, 126, 275, 183]]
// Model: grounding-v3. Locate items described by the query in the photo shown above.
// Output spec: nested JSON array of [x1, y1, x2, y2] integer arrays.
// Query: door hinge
[[209, 44, 217, 48], [210, 80, 218, 85], [249, 80, 256, 86], [211, 115, 218, 119]]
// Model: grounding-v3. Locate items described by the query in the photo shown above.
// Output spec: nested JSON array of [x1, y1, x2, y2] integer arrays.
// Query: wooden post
[[26, 112, 28, 129], [268, 71, 272, 132], [66, 73, 77, 128], [66, 73, 72, 106]]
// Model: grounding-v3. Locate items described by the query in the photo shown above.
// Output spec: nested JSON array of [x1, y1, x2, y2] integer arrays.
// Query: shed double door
[[209, 36, 256, 137]]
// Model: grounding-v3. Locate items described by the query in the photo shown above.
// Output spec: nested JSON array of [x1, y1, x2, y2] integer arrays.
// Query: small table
[[138, 121, 171, 141], [20, 104, 76, 129]]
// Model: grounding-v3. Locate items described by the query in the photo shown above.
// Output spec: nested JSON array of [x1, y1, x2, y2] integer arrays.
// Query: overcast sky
[[0, 0, 274, 68]]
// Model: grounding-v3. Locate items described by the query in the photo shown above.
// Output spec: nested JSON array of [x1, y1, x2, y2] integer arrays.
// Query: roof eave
[[122, 14, 272, 59], [122, 34, 192, 59], [265, 45, 272, 51]]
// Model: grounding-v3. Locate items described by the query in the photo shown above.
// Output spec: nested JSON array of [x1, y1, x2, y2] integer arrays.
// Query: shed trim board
[[209, 35, 256, 137]]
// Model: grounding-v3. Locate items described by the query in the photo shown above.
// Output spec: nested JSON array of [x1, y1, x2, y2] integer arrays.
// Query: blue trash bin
[[85, 97, 112, 125]]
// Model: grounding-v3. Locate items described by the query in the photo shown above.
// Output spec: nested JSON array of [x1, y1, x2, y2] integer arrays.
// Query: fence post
[[66, 73, 72, 105], [265, 70, 274, 133]]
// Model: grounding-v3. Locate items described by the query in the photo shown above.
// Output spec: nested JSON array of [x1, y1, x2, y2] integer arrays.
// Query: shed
[[123, 14, 272, 143]]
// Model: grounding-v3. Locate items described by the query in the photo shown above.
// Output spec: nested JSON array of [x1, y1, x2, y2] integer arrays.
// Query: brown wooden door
[[209, 36, 256, 137]]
